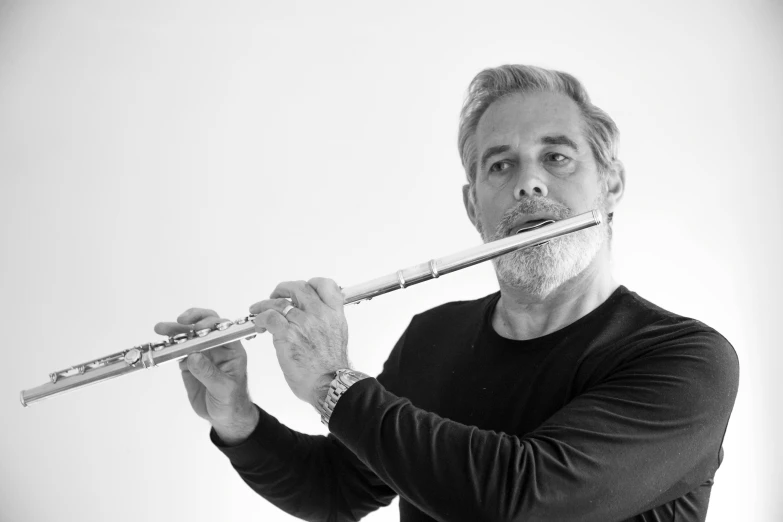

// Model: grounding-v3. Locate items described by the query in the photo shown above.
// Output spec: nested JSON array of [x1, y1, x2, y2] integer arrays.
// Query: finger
[[253, 309, 290, 338], [180, 368, 203, 407], [248, 298, 292, 316], [308, 277, 344, 309], [154, 315, 224, 337], [186, 352, 232, 399], [155, 307, 220, 335], [177, 308, 218, 325], [190, 315, 225, 333], [188, 317, 248, 363], [270, 280, 323, 311], [154, 321, 195, 336], [179, 349, 216, 371], [249, 298, 305, 324], [202, 340, 247, 366]]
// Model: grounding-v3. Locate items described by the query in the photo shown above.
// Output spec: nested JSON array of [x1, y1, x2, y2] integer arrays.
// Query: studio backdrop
[[1, 1, 781, 521]]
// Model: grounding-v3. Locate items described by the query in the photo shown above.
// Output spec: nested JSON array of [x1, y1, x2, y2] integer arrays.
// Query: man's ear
[[462, 184, 478, 227], [603, 159, 626, 215]]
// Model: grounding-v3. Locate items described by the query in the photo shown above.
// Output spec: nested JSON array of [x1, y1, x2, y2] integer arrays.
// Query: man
[[156, 65, 739, 521]]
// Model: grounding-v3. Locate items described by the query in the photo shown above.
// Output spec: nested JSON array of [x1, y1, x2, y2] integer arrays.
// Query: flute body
[[20, 210, 601, 406]]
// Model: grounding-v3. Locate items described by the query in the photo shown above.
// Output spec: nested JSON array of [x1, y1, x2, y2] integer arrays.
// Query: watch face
[[338, 369, 361, 386], [337, 369, 370, 386]]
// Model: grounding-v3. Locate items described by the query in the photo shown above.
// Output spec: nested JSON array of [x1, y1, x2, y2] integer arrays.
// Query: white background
[[1, 1, 781, 521]]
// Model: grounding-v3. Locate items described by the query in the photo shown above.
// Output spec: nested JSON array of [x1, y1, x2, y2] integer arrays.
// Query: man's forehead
[[475, 91, 586, 149]]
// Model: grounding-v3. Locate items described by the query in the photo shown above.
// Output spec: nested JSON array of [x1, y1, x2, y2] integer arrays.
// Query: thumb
[[187, 353, 230, 398]]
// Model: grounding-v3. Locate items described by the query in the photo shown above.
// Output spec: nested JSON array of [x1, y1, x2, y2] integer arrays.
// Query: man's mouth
[[514, 219, 556, 235]]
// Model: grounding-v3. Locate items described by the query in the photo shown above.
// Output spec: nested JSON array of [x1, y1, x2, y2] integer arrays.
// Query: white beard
[[477, 196, 609, 300]]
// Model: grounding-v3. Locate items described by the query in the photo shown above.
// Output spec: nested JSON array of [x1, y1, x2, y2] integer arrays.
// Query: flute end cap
[[592, 209, 603, 225], [20, 391, 27, 408]]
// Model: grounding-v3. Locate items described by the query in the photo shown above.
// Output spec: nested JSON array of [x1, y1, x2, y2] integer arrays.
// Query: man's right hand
[[154, 308, 260, 446]]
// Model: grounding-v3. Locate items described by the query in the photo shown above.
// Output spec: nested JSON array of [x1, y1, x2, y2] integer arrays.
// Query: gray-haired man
[[157, 64, 738, 522]]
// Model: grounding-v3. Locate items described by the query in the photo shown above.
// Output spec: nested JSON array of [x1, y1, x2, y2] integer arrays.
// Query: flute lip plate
[[514, 219, 556, 234]]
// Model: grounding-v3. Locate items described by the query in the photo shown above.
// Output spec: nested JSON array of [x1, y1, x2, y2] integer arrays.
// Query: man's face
[[466, 91, 612, 298]]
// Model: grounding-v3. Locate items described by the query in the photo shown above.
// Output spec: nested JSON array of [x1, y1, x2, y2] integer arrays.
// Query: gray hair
[[458, 64, 620, 195]]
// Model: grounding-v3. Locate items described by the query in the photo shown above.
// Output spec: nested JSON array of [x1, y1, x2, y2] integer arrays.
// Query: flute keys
[[215, 320, 233, 331], [171, 333, 190, 344], [124, 348, 141, 366], [195, 328, 211, 337]]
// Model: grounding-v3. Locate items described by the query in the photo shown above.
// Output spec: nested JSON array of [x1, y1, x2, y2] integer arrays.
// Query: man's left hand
[[250, 277, 350, 410]]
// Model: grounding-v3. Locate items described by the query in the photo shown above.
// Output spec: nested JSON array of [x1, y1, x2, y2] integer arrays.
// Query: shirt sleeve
[[209, 329, 409, 521], [327, 328, 739, 522], [210, 407, 396, 521]]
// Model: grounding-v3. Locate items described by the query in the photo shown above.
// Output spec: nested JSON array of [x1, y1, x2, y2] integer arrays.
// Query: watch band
[[320, 369, 371, 427]]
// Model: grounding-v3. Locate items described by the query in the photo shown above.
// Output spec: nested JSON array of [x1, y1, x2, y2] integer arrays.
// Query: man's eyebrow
[[540, 135, 579, 151], [479, 145, 511, 171]]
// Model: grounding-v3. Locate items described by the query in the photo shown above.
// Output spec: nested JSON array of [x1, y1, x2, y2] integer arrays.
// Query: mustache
[[493, 198, 572, 239]]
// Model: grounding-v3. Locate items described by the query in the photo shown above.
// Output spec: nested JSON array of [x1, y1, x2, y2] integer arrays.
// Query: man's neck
[[492, 247, 619, 341]]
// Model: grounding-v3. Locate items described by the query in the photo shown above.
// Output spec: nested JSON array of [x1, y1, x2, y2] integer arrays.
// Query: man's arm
[[328, 329, 739, 522], [155, 303, 395, 521], [211, 405, 397, 521], [208, 327, 408, 521]]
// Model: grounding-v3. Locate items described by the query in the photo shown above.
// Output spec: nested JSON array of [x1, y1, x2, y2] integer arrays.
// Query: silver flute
[[20, 210, 601, 406]]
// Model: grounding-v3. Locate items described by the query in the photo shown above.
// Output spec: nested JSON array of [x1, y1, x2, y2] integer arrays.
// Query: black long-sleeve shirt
[[211, 286, 739, 521]]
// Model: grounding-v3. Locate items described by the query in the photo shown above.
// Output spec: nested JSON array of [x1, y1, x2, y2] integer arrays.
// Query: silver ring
[[282, 304, 295, 318]]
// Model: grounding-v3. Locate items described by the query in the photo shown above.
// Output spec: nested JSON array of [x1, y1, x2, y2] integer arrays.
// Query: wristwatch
[[320, 369, 371, 427]]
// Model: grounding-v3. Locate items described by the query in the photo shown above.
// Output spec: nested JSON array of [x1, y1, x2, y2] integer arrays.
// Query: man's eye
[[489, 161, 512, 173], [546, 153, 569, 164]]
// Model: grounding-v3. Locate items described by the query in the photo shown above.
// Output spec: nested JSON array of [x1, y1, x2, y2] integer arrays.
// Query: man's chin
[[496, 268, 564, 300], [494, 255, 561, 298], [492, 238, 598, 299]]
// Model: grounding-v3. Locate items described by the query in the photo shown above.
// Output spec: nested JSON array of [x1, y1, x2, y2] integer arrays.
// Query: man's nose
[[513, 168, 548, 199]]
